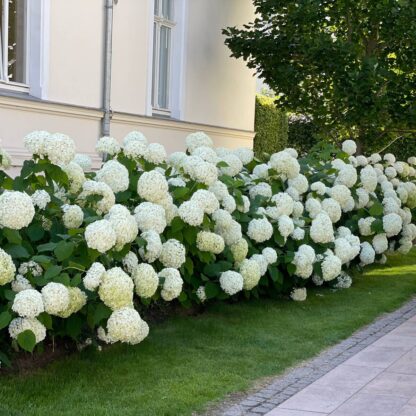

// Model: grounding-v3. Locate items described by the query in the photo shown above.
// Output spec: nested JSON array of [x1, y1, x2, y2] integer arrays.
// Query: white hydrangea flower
[[292, 227, 305, 241], [305, 197, 322, 219], [330, 185, 352, 210], [334, 272, 353, 289], [335, 164, 357, 188], [106, 307, 149, 345], [292, 201, 304, 218], [123, 139, 147, 159], [293, 245, 315, 279], [83, 262, 106, 291], [220, 271, 244, 295], [132, 263, 159, 298], [56, 287, 87, 318], [230, 239, 249, 263], [122, 251, 139, 274], [358, 217, 376, 236], [96, 160, 129, 193], [262, 247, 277, 265], [220, 154, 243, 177], [360, 241, 376, 265], [342, 140, 357, 155], [208, 181, 229, 201], [310, 213, 334, 243], [106, 204, 138, 250], [159, 239, 186, 269], [12, 289, 44, 318], [73, 153, 92, 171], [290, 287, 307, 301], [288, 174, 309, 194], [138, 230, 162, 263], [137, 170, 169, 203], [85, 219, 117, 253], [383, 213, 403, 237], [372, 233, 388, 254], [11, 275, 33, 293], [79, 180, 115, 214], [196, 231, 225, 254], [18, 261, 42, 277], [24, 130, 50, 156], [239, 259, 261, 290], [99, 267, 134, 310], [123, 131, 148, 146], [237, 195, 250, 213], [96, 136, 121, 156], [144, 143, 167, 164], [356, 188, 370, 209], [271, 192, 294, 217], [384, 153, 396, 164], [178, 201, 204, 226], [159, 268, 183, 301], [233, 148, 254, 165], [62, 204, 84, 229], [311, 181, 327, 195], [278, 215, 294, 238], [186, 131, 213, 153], [31, 190, 51, 210], [269, 151, 300, 179], [356, 155, 368, 167], [0, 191, 35, 230], [134, 202, 167, 234], [253, 163, 269, 179], [249, 182, 272, 200], [196, 286, 207, 302], [9, 317, 46, 344], [247, 218, 273, 243], [62, 161, 86, 193], [321, 198, 342, 223], [222, 194, 236, 213], [0, 248, 16, 285], [41, 282, 70, 315], [321, 252, 342, 281], [44, 133, 75, 165]]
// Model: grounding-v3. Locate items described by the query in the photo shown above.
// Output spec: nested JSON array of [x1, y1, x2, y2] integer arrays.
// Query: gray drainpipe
[[101, 0, 115, 140]]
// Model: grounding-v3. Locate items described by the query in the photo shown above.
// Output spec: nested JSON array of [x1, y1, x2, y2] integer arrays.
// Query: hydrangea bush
[[0, 131, 415, 363]]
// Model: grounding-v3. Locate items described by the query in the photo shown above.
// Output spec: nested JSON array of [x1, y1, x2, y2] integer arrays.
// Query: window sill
[[0, 80, 30, 94], [152, 107, 172, 119]]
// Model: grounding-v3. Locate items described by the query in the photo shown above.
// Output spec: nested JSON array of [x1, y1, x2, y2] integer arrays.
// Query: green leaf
[[369, 201, 384, 216], [170, 217, 185, 233], [54, 241, 75, 261], [93, 303, 112, 326], [17, 330, 36, 352], [6, 244, 30, 259], [26, 224, 45, 242], [37, 312, 53, 330], [172, 187, 190, 200], [66, 315, 84, 339], [3, 228, 22, 244], [0, 311, 12, 330], [44, 265, 63, 280], [204, 282, 221, 299], [31, 255, 52, 265], [37, 242, 58, 252]]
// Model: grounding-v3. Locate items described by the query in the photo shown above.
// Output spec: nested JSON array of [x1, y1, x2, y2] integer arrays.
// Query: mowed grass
[[1, 251, 416, 416]]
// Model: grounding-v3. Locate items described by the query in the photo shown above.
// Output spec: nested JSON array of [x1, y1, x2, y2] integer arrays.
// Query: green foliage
[[254, 95, 288, 159], [288, 114, 320, 156], [224, 1, 416, 150]]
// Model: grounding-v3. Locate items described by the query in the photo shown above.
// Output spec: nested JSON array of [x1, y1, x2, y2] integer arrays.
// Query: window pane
[[161, 0, 173, 20], [151, 22, 157, 107], [8, 0, 26, 83], [154, 0, 159, 16], [158, 25, 170, 109]]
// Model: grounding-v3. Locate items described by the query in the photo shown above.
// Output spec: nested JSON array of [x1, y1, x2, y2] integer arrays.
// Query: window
[[152, 0, 175, 113], [0, 0, 27, 88]]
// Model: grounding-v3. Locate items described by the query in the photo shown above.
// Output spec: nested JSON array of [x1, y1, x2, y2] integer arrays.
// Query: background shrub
[[287, 114, 319, 156], [254, 95, 288, 159]]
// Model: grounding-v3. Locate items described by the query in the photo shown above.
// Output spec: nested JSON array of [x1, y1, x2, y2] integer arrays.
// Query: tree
[[223, 0, 416, 152]]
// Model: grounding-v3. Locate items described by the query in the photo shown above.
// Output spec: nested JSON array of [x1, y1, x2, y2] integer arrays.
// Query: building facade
[[0, 0, 256, 167]]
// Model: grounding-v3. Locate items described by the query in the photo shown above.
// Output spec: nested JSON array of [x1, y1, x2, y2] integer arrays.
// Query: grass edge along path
[[0, 250, 416, 416]]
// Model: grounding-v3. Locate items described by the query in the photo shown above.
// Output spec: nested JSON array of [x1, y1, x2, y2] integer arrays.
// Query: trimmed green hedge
[[254, 95, 288, 159]]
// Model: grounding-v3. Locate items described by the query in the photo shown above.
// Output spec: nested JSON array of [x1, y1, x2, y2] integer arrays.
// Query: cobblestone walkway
[[215, 298, 416, 416]]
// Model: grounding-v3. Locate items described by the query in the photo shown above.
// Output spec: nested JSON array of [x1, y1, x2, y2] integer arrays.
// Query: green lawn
[[1, 251, 416, 416]]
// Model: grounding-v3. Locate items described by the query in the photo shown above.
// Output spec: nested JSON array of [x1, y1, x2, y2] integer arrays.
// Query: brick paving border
[[209, 297, 416, 416]]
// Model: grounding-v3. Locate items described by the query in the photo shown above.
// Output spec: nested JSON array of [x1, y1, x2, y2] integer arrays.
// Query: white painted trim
[[145, 0, 155, 116], [28, 0, 50, 99], [170, 0, 187, 120]]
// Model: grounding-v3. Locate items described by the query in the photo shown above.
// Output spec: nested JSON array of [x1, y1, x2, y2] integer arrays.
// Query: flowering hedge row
[[0, 130, 414, 361]]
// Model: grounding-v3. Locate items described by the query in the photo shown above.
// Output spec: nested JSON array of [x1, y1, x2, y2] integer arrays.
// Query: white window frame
[[0, 0, 30, 92], [152, 0, 175, 115]]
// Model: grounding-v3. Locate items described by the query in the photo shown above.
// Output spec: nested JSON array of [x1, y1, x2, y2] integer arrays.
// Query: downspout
[[101, 0, 115, 140]]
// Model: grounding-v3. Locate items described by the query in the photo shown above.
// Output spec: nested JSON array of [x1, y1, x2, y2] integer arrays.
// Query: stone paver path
[[216, 298, 416, 416]]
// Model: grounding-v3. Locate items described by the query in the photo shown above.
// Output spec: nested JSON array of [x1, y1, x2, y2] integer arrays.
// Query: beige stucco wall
[[0, 0, 256, 164], [183, 0, 256, 131]]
